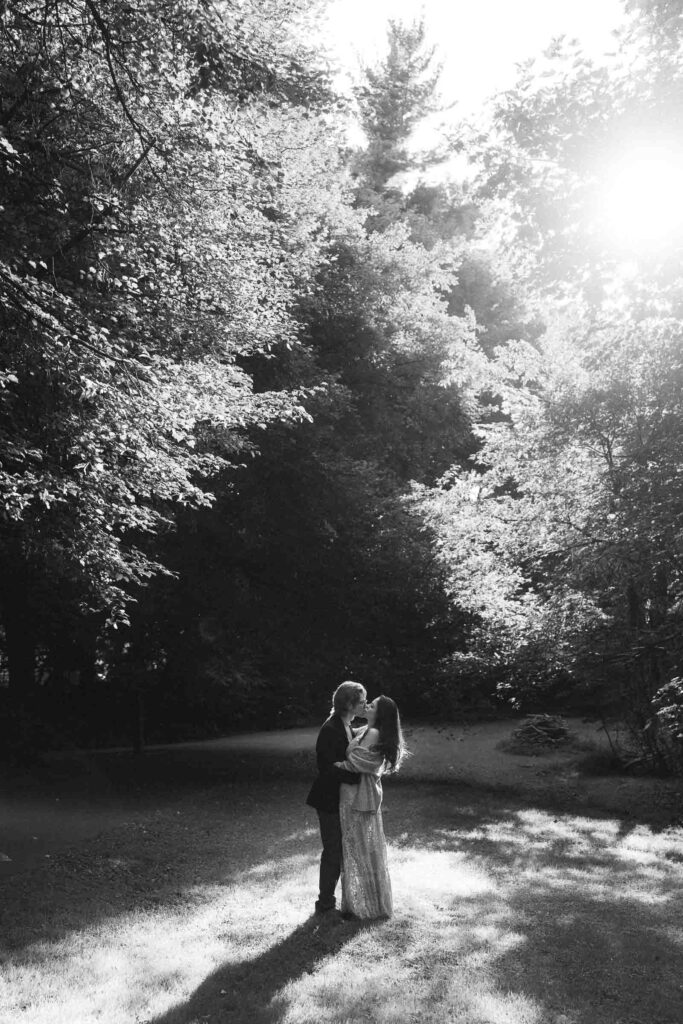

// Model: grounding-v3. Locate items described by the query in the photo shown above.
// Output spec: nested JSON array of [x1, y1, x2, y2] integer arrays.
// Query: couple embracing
[[306, 680, 406, 921]]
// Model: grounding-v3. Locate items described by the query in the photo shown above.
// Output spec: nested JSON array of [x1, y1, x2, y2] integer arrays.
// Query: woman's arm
[[337, 741, 384, 775], [334, 729, 383, 772]]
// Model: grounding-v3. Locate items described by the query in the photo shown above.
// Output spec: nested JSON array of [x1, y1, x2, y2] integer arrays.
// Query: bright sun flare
[[601, 144, 683, 250]]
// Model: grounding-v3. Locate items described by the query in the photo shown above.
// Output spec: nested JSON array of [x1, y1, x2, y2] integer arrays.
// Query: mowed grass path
[[1, 739, 682, 1024]]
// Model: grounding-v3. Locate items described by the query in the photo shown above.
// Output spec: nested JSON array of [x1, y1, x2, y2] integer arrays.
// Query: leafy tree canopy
[[0, 0, 340, 628]]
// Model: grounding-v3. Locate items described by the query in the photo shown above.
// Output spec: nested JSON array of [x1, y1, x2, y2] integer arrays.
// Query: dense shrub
[[648, 678, 683, 775]]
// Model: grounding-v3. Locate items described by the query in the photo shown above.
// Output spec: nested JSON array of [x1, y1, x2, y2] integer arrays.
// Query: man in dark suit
[[306, 680, 367, 914]]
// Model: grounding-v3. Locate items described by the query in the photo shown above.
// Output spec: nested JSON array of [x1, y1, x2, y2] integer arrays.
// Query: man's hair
[[331, 680, 366, 714]]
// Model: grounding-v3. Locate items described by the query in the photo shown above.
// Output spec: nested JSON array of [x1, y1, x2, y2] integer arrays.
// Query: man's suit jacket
[[306, 713, 360, 813]]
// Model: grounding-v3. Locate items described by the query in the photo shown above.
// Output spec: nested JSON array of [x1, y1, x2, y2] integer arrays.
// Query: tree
[[352, 19, 443, 228], [464, 7, 683, 307], [411, 9, 683, 756], [416, 312, 683, 732], [0, 0, 342, 701], [110, 15, 490, 735], [624, 0, 683, 43], [120, 195, 478, 732]]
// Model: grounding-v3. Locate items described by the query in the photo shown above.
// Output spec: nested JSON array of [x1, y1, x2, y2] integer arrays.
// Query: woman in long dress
[[335, 695, 406, 920]]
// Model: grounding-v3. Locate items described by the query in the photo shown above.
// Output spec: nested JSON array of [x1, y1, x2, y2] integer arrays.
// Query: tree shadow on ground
[[386, 788, 683, 1024], [0, 772, 316, 956], [389, 768, 683, 834], [407, 885, 683, 1024], [1, 741, 681, 979], [148, 913, 366, 1024], [2, 772, 683, 1024], [496, 885, 683, 1024]]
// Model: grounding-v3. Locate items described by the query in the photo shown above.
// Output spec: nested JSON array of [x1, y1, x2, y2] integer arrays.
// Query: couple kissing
[[306, 680, 406, 922]]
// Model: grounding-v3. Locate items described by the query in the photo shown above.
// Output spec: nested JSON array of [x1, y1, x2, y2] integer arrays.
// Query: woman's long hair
[[373, 696, 406, 773]]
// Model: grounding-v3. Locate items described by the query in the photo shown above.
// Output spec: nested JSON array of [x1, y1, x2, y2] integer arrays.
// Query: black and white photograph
[[1, 0, 682, 1021]]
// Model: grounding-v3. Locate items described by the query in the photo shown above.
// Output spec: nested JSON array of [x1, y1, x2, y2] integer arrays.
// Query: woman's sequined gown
[[338, 735, 392, 919]]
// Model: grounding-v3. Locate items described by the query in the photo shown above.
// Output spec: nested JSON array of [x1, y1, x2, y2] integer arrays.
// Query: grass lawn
[[1, 739, 682, 1024]]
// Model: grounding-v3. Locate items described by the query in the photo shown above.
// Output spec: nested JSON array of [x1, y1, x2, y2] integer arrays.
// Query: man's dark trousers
[[316, 810, 343, 911], [306, 712, 360, 912]]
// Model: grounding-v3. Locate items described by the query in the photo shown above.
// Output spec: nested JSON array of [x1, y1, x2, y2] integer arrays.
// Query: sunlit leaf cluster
[[0, 0, 339, 619]]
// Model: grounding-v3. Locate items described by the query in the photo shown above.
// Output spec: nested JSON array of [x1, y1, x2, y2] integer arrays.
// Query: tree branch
[[0, 265, 128, 364], [83, 0, 154, 149], [53, 137, 156, 259]]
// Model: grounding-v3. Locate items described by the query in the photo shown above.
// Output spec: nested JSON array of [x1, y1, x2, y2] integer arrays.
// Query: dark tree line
[[1, 7, 523, 753], [5, 1, 682, 774]]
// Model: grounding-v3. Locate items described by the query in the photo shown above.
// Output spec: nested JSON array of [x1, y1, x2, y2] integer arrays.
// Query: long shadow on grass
[[3, 771, 683, 1023], [148, 914, 365, 1024], [2, 738, 681, 1004]]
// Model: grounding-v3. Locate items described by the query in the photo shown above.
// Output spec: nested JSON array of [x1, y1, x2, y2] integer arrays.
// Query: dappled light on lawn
[[0, 850, 320, 1024], [270, 873, 542, 1024], [2, 794, 682, 1024], [390, 846, 497, 898], [451, 808, 683, 906]]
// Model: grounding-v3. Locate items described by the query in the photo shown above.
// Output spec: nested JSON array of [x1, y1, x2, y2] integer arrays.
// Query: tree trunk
[[1, 578, 36, 699], [132, 682, 145, 755], [79, 628, 100, 749]]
